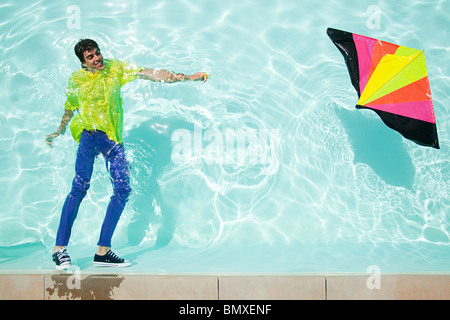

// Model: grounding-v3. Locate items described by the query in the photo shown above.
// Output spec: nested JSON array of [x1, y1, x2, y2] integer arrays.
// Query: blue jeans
[[55, 130, 131, 247]]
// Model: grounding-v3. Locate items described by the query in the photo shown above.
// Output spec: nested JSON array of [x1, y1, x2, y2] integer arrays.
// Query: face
[[82, 48, 105, 71]]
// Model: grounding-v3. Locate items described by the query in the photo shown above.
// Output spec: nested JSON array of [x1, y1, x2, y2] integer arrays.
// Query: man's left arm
[[137, 68, 207, 83]]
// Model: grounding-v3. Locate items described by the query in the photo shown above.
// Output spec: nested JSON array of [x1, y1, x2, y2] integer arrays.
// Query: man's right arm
[[137, 68, 208, 83], [45, 109, 74, 148]]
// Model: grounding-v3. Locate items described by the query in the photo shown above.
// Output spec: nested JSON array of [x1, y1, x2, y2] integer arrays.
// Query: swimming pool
[[0, 0, 448, 274]]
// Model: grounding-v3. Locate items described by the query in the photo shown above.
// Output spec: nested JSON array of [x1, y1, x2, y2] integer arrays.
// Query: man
[[46, 39, 207, 269]]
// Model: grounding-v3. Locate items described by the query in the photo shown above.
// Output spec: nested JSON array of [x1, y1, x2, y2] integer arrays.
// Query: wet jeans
[[55, 130, 131, 247]]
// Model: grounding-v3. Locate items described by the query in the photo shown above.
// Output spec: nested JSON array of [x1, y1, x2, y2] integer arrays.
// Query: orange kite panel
[[365, 76, 432, 106], [368, 40, 399, 81]]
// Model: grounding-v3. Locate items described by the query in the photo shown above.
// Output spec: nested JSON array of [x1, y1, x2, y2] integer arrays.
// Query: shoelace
[[56, 249, 70, 263], [108, 250, 123, 261]]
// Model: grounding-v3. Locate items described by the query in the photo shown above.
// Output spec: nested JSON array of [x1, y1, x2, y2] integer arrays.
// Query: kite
[[327, 27, 439, 149]]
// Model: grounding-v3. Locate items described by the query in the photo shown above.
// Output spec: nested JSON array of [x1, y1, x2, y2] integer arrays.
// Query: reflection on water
[[0, 0, 449, 272]]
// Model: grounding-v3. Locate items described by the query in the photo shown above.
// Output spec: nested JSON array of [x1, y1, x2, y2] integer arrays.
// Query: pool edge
[[0, 273, 449, 300]]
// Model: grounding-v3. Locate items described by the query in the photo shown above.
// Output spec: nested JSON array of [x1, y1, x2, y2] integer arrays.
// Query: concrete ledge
[[219, 276, 325, 300], [0, 274, 44, 300], [44, 274, 218, 300], [0, 274, 449, 300], [327, 275, 450, 300]]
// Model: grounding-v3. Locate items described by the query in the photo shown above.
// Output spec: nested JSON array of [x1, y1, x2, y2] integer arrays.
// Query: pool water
[[0, 0, 449, 273]]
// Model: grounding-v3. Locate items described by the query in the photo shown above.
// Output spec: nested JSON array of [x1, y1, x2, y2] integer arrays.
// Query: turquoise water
[[0, 0, 449, 273]]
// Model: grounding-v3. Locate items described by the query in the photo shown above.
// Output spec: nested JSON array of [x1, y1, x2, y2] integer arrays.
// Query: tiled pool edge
[[0, 274, 449, 300]]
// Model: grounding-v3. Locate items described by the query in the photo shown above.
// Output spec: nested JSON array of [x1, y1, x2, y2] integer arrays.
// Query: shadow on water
[[335, 107, 415, 189], [124, 117, 191, 251]]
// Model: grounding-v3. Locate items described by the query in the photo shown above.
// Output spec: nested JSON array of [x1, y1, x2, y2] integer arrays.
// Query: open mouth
[[95, 60, 104, 68]]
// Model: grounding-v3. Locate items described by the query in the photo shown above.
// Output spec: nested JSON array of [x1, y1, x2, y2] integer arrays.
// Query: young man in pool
[[46, 39, 207, 269]]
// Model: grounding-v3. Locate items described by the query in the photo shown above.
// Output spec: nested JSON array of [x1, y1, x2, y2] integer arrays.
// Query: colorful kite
[[327, 27, 439, 149]]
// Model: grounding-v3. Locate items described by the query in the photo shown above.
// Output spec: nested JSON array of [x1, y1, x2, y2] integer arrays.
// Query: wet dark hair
[[74, 39, 100, 63]]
